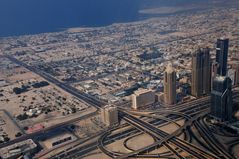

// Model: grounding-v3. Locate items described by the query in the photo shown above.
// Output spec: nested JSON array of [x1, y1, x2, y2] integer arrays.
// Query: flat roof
[[45, 132, 74, 144], [134, 89, 153, 96], [165, 64, 174, 73], [0, 139, 37, 159]]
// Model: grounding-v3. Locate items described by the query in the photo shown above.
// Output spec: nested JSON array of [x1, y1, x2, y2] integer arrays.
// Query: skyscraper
[[191, 48, 211, 97], [164, 64, 176, 105], [216, 38, 229, 76], [211, 76, 233, 122]]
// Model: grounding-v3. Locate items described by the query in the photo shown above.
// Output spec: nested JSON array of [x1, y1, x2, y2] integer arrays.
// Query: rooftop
[[133, 89, 153, 96], [165, 64, 174, 73], [44, 132, 75, 144], [0, 139, 37, 159]]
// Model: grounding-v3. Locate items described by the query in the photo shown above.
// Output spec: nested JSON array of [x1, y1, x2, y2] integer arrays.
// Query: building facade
[[231, 62, 239, 85], [211, 62, 219, 87], [101, 105, 118, 126], [164, 64, 177, 105], [216, 38, 229, 76], [191, 48, 211, 97], [211, 76, 233, 122], [132, 89, 155, 109], [228, 69, 236, 85]]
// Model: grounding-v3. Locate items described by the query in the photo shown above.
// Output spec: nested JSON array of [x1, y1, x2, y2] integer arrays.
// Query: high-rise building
[[211, 76, 233, 122], [132, 89, 155, 109], [101, 105, 118, 126], [191, 48, 211, 97], [216, 38, 229, 76], [164, 64, 177, 105]]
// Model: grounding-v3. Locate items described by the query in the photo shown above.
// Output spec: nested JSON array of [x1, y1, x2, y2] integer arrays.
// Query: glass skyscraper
[[191, 48, 211, 97], [216, 38, 229, 76], [211, 76, 232, 122]]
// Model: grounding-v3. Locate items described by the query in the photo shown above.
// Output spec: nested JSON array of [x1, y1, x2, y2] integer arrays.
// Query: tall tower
[[211, 76, 233, 122], [164, 64, 176, 105], [191, 48, 211, 97], [216, 38, 229, 76]]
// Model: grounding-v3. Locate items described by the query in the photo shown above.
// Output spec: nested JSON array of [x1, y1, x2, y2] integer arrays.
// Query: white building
[[132, 89, 155, 109], [228, 69, 236, 85], [101, 105, 118, 126]]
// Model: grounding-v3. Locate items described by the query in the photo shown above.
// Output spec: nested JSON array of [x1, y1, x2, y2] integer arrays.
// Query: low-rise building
[[0, 79, 8, 87], [228, 69, 236, 85], [230, 61, 239, 85], [0, 139, 37, 159], [155, 92, 164, 103], [42, 132, 77, 149]]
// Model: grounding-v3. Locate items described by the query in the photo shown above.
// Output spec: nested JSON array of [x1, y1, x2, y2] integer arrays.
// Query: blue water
[[0, 0, 208, 37]]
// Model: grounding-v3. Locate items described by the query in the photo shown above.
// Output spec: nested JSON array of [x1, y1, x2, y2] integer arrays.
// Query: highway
[[5, 55, 106, 109], [3, 55, 239, 159], [194, 117, 236, 159], [0, 55, 109, 150], [0, 55, 106, 148], [70, 104, 210, 158], [52, 103, 208, 158], [117, 111, 219, 159], [114, 98, 239, 159], [0, 110, 98, 149], [98, 91, 239, 159], [50, 93, 239, 159]]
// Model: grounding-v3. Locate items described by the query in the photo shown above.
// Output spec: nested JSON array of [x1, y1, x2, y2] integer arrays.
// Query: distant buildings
[[230, 61, 239, 85], [211, 76, 233, 122], [101, 105, 118, 126], [155, 92, 164, 103], [228, 69, 236, 85], [0, 139, 37, 159], [164, 64, 177, 105], [211, 62, 220, 87], [27, 124, 44, 134], [191, 48, 211, 97], [43, 133, 76, 149], [0, 79, 7, 87], [227, 61, 239, 85], [132, 89, 155, 109], [216, 38, 229, 76]]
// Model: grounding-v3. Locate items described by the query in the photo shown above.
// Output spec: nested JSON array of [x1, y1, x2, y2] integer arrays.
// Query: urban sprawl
[[0, 3, 239, 159]]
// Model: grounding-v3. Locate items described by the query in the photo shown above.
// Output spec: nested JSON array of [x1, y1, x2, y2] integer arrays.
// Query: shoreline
[[0, 6, 203, 39]]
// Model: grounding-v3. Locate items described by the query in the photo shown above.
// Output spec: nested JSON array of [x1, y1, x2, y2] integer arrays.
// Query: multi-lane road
[[5, 55, 106, 109], [52, 91, 239, 159], [2, 55, 239, 159], [0, 56, 104, 148]]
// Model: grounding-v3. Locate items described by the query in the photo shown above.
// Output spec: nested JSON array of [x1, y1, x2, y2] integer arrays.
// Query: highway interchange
[[2, 55, 239, 159], [49, 92, 239, 159]]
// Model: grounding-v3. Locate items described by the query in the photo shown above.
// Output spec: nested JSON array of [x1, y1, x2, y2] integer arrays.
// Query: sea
[[0, 0, 208, 37]]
